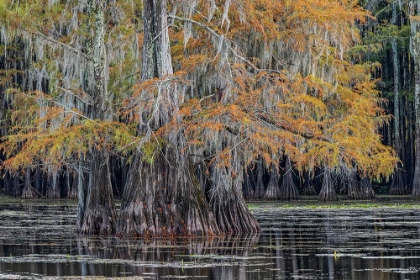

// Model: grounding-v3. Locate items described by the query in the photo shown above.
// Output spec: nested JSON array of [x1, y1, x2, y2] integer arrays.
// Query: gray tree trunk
[[410, 1, 420, 196], [22, 167, 36, 199], [318, 167, 337, 202], [77, 0, 117, 235], [117, 0, 220, 237], [264, 163, 280, 200], [278, 156, 299, 201], [389, 1, 407, 195]]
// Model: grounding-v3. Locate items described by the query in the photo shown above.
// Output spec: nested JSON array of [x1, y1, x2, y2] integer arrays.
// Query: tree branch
[[168, 15, 260, 71]]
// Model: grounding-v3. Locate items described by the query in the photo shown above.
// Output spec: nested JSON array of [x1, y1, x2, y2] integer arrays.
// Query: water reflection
[[0, 235, 261, 279], [1, 202, 420, 279]]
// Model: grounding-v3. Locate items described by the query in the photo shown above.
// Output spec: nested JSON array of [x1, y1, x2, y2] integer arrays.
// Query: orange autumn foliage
[[0, 0, 397, 182], [165, 0, 397, 179]]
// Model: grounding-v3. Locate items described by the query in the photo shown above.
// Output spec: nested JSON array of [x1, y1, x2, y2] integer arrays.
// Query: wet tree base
[[117, 150, 221, 238], [118, 199, 220, 238], [79, 206, 117, 235]]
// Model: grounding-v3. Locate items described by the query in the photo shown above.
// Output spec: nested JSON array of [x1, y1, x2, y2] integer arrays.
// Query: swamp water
[[0, 201, 420, 279]]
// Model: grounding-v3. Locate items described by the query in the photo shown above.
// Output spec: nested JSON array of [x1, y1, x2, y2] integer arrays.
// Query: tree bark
[[264, 164, 280, 200], [76, 160, 86, 231], [346, 172, 374, 199], [242, 167, 256, 200], [360, 176, 375, 199], [118, 0, 220, 237], [77, 0, 117, 235], [318, 168, 337, 202], [278, 156, 299, 201], [207, 162, 260, 233], [254, 155, 265, 199], [68, 171, 78, 199], [34, 167, 43, 196], [389, 1, 408, 195], [410, 1, 420, 196], [47, 168, 60, 199], [79, 150, 117, 235], [301, 170, 317, 195], [21, 167, 36, 199], [118, 146, 219, 237], [346, 172, 360, 200]]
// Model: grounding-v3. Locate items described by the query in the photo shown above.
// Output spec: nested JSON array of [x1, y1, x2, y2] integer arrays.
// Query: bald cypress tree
[[117, 0, 220, 237]]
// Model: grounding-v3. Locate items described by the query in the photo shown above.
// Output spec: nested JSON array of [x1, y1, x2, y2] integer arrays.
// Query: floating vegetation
[[160, 276, 207, 279], [0, 273, 43, 279], [42, 277, 145, 280], [353, 267, 419, 274], [315, 253, 369, 258]]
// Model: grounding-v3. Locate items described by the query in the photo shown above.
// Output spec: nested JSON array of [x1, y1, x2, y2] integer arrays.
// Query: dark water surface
[[1, 201, 420, 279]]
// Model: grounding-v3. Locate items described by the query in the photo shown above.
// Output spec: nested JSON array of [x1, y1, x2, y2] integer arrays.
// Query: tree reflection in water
[[72, 233, 261, 278]]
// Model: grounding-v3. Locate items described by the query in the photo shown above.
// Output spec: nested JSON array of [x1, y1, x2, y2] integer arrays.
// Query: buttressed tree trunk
[[206, 147, 260, 233], [346, 172, 361, 200], [410, 0, 420, 196], [22, 167, 36, 199], [278, 156, 299, 201], [318, 167, 337, 202], [302, 170, 317, 195], [264, 163, 280, 200], [346, 171, 373, 199], [117, 0, 220, 237], [78, 0, 117, 235]]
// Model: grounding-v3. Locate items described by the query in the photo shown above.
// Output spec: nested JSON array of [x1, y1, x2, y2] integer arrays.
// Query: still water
[[0, 201, 420, 279]]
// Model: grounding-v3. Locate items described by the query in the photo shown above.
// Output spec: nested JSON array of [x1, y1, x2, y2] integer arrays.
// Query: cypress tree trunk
[[120, 158, 128, 195], [22, 167, 36, 199], [405, 101, 414, 189], [77, 0, 117, 235], [34, 167, 43, 196], [346, 172, 360, 200], [47, 168, 60, 199], [264, 164, 280, 200], [410, 3, 420, 196], [389, 2, 408, 195], [318, 168, 337, 202], [207, 159, 260, 233], [360, 177, 375, 199], [278, 156, 299, 201], [254, 155, 265, 199], [79, 150, 117, 235], [76, 160, 87, 231], [301, 170, 316, 195], [68, 171, 78, 199], [118, 146, 219, 237], [117, 0, 220, 237], [4, 172, 13, 196], [346, 172, 374, 199], [12, 174, 20, 197], [242, 167, 256, 200]]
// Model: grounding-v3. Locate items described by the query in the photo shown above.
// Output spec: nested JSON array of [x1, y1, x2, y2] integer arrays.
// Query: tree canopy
[[0, 0, 400, 235]]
